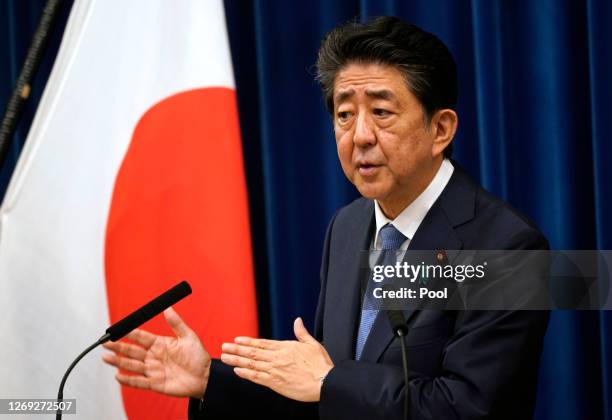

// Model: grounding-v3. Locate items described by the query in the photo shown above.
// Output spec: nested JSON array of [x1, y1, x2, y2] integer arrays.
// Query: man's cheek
[[336, 146, 351, 168], [337, 159, 355, 182]]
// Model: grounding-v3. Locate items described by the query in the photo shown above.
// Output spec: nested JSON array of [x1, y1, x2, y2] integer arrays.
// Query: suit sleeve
[[188, 360, 317, 419], [318, 228, 550, 420], [314, 210, 337, 341]]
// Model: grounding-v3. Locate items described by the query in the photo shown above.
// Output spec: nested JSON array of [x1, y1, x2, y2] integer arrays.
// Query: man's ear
[[430, 109, 458, 158]]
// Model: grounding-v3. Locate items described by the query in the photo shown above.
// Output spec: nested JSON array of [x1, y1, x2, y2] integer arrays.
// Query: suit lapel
[[324, 200, 375, 362], [358, 166, 475, 363]]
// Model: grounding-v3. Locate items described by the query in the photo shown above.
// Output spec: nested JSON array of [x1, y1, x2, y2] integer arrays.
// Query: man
[[103, 17, 549, 419]]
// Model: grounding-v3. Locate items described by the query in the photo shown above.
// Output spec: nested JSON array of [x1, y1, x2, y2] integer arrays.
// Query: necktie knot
[[379, 223, 407, 250]]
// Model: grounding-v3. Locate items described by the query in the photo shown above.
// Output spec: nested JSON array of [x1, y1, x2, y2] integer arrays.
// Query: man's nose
[[353, 113, 376, 147]]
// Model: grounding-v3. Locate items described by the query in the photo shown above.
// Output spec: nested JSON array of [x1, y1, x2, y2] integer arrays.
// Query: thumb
[[164, 306, 192, 338], [294, 317, 317, 344]]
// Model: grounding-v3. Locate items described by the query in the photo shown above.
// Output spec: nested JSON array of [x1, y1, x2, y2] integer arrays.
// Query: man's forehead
[[333, 63, 407, 103], [334, 71, 400, 90]]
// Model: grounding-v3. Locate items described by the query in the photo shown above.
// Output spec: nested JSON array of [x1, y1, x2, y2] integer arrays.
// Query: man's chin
[[354, 184, 387, 201]]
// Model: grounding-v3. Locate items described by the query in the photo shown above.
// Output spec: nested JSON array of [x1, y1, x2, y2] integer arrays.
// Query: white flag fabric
[[0, 1, 258, 419]]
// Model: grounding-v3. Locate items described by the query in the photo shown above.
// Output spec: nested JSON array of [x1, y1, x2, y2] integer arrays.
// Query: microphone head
[[106, 281, 192, 341], [387, 310, 409, 337]]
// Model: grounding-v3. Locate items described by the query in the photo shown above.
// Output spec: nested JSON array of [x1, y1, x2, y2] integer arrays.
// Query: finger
[[221, 343, 275, 362], [102, 353, 146, 374], [103, 341, 147, 361], [115, 373, 151, 390], [233, 336, 279, 350], [293, 317, 317, 344], [233, 367, 272, 387], [220, 353, 271, 372], [164, 307, 192, 338], [124, 329, 157, 349]]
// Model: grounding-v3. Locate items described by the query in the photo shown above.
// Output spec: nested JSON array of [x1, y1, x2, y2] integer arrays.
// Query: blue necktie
[[355, 223, 407, 360]]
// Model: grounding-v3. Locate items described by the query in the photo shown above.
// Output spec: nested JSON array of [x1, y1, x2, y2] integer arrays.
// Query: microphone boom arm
[[55, 333, 110, 420]]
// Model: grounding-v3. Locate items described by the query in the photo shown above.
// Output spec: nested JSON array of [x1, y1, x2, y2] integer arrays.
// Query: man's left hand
[[220, 317, 334, 402]]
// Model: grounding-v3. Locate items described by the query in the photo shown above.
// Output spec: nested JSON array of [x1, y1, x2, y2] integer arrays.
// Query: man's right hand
[[102, 306, 210, 399]]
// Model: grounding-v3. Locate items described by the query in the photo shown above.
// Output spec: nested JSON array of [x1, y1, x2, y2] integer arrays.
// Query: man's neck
[[378, 158, 444, 219]]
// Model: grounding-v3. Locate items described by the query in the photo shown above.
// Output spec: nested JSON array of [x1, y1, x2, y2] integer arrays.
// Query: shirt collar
[[374, 158, 454, 248]]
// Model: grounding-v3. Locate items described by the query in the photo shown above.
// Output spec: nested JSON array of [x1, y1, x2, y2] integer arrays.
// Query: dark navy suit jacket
[[189, 165, 550, 420]]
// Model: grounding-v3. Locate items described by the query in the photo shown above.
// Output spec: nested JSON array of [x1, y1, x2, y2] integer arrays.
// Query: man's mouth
[[357, 163, 382, 176]]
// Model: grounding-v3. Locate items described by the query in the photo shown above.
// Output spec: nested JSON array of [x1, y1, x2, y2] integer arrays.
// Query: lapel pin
[[436, 250, 447, 263]]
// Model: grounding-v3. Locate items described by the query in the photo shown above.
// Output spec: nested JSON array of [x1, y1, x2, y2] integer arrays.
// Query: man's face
[[333, 62, 438, 213]]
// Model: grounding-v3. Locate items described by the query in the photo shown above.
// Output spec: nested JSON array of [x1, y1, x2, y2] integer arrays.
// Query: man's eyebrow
[[334, 89, 354, 104], [334, 88, 399, 105], [365, 89, 397, 102]]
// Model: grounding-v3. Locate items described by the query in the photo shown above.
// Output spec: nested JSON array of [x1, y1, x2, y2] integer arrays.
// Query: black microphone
[[105, 280, 192, 341], [387, 310, 410, 420], [388, 310, 409, 336], [56, 281, 192, 420]]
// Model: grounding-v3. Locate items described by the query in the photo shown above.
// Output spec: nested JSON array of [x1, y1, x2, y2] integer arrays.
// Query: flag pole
[[0, 0, 66, 170]]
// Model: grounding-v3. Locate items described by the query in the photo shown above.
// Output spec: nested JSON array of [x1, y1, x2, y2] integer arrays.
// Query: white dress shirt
[[372, 158, 454, 251]]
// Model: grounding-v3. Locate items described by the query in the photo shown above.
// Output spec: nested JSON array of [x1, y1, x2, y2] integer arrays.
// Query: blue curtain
[[2, 1, 611, 418]]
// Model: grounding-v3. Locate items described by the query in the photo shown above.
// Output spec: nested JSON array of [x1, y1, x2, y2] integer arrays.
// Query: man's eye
[[373, 108, 391, 117], [337, 111, 352, 121]]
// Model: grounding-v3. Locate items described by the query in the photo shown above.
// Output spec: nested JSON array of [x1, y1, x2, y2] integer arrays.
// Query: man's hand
[[102, 307, 210, 399], [220, 317, 333, 402]]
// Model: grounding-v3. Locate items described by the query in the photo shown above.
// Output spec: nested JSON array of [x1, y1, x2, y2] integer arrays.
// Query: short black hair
[[315, 16, 458, 157]]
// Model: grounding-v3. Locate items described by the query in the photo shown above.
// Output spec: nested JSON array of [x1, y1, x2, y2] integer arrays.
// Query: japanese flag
[[0, 0, 258, 418]]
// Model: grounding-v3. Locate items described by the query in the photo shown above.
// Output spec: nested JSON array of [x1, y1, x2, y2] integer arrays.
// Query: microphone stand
[[55, 280, 191, 419], [387, 310, 410, 420], [397, 327, 409, 420], [56, 333, 110, 420]]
